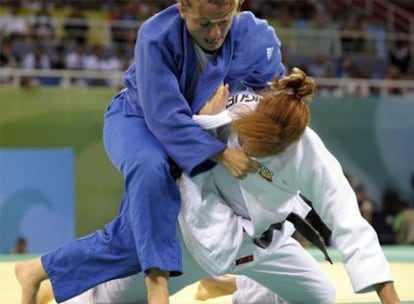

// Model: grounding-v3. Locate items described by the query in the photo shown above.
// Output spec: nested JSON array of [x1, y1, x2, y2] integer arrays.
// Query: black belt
[[252, 212, 333, 264]]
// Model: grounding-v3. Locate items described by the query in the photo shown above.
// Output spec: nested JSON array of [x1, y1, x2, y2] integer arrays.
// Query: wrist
[[211, 148, 228, 164]]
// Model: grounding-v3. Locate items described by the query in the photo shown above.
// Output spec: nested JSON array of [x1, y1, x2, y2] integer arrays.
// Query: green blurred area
[[1, 87, 413, 238], [0, 87, 123, 236]]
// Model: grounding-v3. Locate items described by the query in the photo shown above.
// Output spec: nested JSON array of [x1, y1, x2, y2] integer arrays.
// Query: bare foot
[[15, 258, 48, 304], [195, 276, 236, 301]]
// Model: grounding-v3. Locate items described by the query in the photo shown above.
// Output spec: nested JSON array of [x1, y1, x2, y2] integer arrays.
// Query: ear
[[177, 3, 187, 19]]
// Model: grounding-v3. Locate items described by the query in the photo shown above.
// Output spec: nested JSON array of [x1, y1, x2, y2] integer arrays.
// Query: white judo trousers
[[232, 234, 335, 304]]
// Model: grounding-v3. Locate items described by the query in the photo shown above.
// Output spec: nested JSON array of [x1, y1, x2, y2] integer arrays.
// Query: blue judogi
[[42, 5, 284, 302]]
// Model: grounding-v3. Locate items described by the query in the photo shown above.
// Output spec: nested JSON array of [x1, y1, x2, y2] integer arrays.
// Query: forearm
[[375, 282, 400, 304]]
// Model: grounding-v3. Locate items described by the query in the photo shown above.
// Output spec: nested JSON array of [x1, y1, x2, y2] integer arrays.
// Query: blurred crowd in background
[[345, 173, 414, 246], [0, 0, 413, 93], [1, 0, 414, 252]]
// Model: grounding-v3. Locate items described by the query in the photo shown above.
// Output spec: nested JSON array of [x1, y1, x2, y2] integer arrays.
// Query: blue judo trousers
[[42, 92, 182, 301]]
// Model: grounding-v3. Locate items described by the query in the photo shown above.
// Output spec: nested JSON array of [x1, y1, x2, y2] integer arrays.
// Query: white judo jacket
[[178, 93, 393, 293]]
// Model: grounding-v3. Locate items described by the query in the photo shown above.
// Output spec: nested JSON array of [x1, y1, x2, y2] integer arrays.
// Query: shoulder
[[298, 128, 330, 158], [230, 11, 282, 64], [232, 11, 279, 42], [301, 127, 325, 146], [138, 5, 183, 44], [299, 127, 342, 168]]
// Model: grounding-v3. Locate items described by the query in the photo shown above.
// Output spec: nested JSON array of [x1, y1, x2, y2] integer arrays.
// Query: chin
[[203, 44, 222, 52]]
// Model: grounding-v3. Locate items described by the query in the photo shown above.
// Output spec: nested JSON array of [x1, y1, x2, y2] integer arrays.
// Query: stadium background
[[0, 0, 413, 303]]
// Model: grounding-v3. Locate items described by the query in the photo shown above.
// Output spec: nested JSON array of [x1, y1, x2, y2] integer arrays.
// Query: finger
[[236, 173, 247, 180]]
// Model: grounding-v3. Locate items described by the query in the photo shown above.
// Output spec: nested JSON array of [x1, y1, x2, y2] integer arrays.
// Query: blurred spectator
[[380, 189, 409, 244], [382, 188, 414, 245], [340, 14, 365, 54], [345, 174, 376, 225], [385, 65, 404, 95], [293, 0, 315, 29], [62, 3, 89, 44], [64, 41, 89, 86], [109, 2, 140, 48], [392, 201, 414, 245], [317, 64, 345, 97], [0, 3, 28, 39], [0, 0, 411, 90], [0, 38, 18, 84], [389, 40, 411, 76], [345, 172, 359, 190], [363, 16, 387, 59], [50, 43, 66, 70], [83, 44, 105, 86], [22, 44, 51, 70], [344, 174, 394, 244], [336, 56, 369, 96], [83, 44, 101, 71], [100, 47, 129, 72], [100, 47, 130, 88], [306, 53, 333, 78], [272, 3, 293, 28], [29, 4, 56, 41], [21, 44, 51, 87], [64, 41, 87, 70], [10, 236, 29, 254]]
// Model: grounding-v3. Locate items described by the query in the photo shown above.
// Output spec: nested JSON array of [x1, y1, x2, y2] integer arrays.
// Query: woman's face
[[178, 1, 236, 52]]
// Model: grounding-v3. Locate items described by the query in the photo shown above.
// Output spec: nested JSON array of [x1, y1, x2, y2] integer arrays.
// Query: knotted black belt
[[252, 212, 333, 264]]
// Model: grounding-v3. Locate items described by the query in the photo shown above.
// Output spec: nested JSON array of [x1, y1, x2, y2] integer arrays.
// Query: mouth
[[205, 39, 222, 48]]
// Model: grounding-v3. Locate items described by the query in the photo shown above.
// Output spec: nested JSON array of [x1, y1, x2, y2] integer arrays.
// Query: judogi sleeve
[[296, 128, 393, 293]]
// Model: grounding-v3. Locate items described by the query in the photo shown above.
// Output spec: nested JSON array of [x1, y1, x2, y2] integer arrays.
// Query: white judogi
[[63, 92, 394, 304], [179, 92, 393, 303]]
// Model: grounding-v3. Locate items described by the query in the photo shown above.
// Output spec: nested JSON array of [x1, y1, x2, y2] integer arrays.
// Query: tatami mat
[[2, 247, 413, 303]]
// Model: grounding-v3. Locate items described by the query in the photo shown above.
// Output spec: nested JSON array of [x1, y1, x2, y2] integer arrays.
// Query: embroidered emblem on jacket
[[259, 165, 273, 182]]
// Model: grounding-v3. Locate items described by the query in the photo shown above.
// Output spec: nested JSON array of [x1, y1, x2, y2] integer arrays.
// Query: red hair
[[232, 68, 316, 157]]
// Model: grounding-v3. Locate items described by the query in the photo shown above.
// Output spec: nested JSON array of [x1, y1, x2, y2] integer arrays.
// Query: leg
[[15, 257, 48, 304], [103, 95, 182, 303], [37, 280, 54, 304], [146, 269, 169, 304], [232, 236, 336, 304], [40, 212, 141, 302], [38, 230, 211, 304]]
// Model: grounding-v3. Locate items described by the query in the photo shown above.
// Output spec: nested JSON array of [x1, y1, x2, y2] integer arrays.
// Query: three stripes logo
[[266, 47, 274, 61]]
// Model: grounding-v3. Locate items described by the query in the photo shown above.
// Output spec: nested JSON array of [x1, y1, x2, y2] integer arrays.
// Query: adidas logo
[[266, 47, 274, 61]]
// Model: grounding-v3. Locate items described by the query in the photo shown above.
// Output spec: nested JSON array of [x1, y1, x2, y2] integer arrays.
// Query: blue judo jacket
[[122, 5, 284, 176]]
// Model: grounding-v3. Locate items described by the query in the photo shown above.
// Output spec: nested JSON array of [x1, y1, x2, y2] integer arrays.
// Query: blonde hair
[[232, 68, 316, 157], [178, 0, 244, 10]]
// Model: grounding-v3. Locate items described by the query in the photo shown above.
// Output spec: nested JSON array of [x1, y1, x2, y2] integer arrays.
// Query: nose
[[208, 23, 222, 40]]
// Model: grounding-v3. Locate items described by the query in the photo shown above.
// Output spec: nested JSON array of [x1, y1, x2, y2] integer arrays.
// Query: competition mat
[[1, 246, 413, 304]]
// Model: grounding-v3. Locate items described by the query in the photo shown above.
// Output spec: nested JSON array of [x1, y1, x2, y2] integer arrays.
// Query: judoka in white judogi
[[61, 88, 394, 304]]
